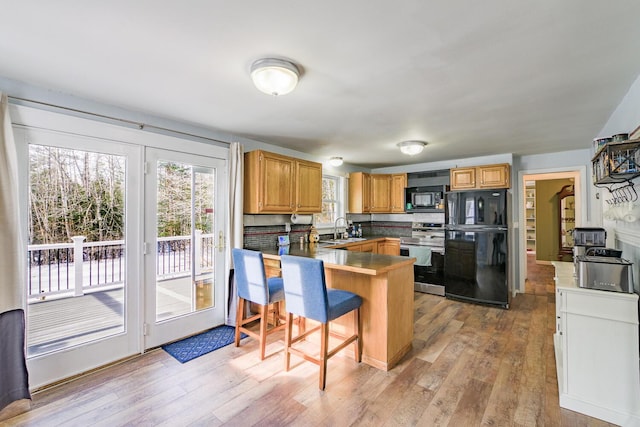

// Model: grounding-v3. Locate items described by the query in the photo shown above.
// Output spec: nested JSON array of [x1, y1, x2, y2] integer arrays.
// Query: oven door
[[401, 245, 445, 294]]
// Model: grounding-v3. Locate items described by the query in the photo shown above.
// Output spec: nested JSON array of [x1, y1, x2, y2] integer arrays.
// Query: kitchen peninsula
[[257, 243, 416, 371]]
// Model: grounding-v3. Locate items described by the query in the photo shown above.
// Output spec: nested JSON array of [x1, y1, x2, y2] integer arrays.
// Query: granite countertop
[[248, 241, 414, 276]]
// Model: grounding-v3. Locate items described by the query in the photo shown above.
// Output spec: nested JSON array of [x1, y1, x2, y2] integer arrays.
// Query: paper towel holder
[[290, 213, 313, 224]]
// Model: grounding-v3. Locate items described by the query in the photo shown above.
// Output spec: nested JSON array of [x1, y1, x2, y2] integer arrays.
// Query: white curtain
[[225, 142, 243, 325], [0, 93, 31, 410]]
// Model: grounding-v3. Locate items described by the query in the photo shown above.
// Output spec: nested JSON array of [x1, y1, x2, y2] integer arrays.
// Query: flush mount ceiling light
[[250, 58, 300, 96], [328, 157, 344, 167], [397, 140, 427, 155]]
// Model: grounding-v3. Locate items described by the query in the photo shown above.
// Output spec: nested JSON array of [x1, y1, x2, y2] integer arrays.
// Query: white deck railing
[[28, 233, 214, 300]]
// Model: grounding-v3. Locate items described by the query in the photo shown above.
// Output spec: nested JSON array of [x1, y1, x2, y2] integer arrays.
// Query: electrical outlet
[[285, 222, 291, 232]]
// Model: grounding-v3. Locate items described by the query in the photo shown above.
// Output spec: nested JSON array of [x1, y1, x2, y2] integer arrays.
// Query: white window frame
[[314, 174, 346, 230]]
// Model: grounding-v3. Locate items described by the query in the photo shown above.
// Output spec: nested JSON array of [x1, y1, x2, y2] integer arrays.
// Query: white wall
[[596, 73, 640, 289], [598, 73, 640, 139]]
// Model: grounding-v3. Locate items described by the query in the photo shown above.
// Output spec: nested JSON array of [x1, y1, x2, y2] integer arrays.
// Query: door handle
[[218, 231, 225, 253]]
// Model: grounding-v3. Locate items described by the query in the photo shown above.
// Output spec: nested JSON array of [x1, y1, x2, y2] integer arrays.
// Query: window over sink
[[314, 174, 345, 229]]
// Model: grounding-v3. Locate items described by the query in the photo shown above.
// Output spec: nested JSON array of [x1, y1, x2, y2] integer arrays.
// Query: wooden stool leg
[[273, 301, 281, 326], [259, 304, 268, 360], [235, 297, 245, 347], [354, 307, 362, 363], [284, 312, 294, 371], [319, 322, 329, 390]]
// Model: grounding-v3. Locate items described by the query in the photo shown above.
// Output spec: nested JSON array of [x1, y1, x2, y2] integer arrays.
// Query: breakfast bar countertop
[[251, 243, 415, 276], [246, 241, 416, 370]]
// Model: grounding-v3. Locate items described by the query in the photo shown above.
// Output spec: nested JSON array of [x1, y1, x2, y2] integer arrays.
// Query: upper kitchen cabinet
[[450, 167, 476, 190], [390, 173, 407, 213], [370, 174, 391, 212], [450, 163, 510, 190], [349, 172, 372, 213], [244, 150, 322, 214], [349, 172, 407, 214], [295, 159, 323, 212]]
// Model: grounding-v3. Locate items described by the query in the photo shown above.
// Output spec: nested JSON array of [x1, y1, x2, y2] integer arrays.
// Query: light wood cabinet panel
[[377, 239, 400, 256], [477, 164, 510, 189], [348, 172, 371, 213], [345, 242, 376, 253], [244, 150, 322, 214], [350, 173, 406, 214], [359, 241, 376, 253], [390, 174, 407, 213], [244, 150, 294, 213], [450, 167, 476, 190], [370, 174, 391, 212], [450, 163, 510, 190], [295, 159, 322, 213], [263, 258, 281, 278]]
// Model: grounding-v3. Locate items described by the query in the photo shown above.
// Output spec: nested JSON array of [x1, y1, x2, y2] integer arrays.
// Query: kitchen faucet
[[334, 216, 348, 239]]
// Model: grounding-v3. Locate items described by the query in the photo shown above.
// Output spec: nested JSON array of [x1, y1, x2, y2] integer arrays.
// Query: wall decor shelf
[[592, 139, 640, 186]]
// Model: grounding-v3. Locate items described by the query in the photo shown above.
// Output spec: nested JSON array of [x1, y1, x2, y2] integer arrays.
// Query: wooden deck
[[4, 255, 615, 426], [27, 288, 125, 356], [27, 276, 213, 357]]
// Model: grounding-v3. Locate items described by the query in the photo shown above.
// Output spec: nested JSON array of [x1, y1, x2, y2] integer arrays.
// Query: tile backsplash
[[243, 219, 414, 248]]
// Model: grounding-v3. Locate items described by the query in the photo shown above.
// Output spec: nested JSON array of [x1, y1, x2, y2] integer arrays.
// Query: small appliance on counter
[[571, 228, 634, 293], [572, 227, 607, 258], [575, 255, 634, 293]]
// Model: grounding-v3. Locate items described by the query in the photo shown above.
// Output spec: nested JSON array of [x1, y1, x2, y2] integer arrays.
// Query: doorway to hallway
[[518, 169, 583, 292]]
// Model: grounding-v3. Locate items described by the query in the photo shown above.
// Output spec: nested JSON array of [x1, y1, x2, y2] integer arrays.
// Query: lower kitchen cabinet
[[347, 241, 376, 253], [552, 262, 640, 425], [377, 239, 400, 256]]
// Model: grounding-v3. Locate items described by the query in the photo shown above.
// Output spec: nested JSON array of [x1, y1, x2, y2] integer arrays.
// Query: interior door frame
[[143, 147, 227, 349], [517, 166, 587, 294]]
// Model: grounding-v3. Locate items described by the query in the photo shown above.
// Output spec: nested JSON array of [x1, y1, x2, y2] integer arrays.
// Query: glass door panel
[[27, 145, 127, 356], [15, 124, 141, 389], [155, 162, 215, 321], [144, 148, 225, 349]]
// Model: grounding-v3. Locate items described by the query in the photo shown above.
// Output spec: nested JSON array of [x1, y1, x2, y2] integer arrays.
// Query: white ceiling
[[1, 1, 640, 168]]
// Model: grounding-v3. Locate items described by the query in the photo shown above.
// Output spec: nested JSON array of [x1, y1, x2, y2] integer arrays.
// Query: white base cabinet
[[553, 262, 640, 426]]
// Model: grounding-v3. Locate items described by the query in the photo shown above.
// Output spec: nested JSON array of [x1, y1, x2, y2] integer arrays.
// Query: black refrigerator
[[444, 189, 509, 308]]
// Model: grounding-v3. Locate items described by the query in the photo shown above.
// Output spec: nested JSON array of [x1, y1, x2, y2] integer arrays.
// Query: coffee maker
[[572, 227, 607, 258]]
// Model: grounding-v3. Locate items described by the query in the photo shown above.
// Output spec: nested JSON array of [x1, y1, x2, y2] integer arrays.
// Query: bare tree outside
[[29, 148, 213, 245], [29, 145, 125, 244]]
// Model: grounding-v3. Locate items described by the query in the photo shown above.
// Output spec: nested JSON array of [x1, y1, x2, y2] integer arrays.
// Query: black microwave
[[405, 186, 444, 212]]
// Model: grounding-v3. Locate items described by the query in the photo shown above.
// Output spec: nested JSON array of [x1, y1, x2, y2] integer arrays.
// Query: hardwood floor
[[2, 258, 616, 427]]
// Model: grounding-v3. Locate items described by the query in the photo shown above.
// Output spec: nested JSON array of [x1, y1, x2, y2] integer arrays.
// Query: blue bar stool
[[232, 248, 286, 360], [280, 255, 363, 390]]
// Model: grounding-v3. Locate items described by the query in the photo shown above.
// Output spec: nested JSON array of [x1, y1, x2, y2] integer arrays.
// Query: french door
[[15, 126, 142, 389], [143, 148, 226, 348], [14, 104, 229, 388]]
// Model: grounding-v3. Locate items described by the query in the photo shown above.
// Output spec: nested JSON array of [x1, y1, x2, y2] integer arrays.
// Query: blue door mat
[[162, 325, 245, 363]]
